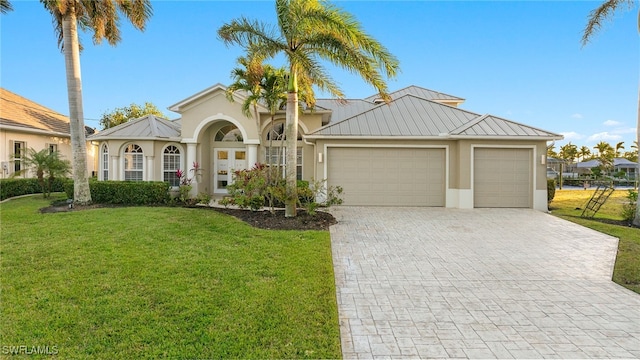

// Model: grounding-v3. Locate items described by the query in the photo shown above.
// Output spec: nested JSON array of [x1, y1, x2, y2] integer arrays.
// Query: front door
[[213, 148, 247, 193]]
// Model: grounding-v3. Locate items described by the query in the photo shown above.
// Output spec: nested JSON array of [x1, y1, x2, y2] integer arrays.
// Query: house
[[577, 158, 638, 178], [89, 84, 562, 211], [0, 88, 97, 178]]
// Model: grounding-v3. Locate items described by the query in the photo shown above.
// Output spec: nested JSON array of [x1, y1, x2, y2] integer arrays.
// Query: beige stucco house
[[0, 88, 97, 179], [89, 84, 562, 211]]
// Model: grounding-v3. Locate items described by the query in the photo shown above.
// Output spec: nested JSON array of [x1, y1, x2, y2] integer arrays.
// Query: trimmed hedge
[[0, 178, 68, 201], [65, 180, 170, 205]]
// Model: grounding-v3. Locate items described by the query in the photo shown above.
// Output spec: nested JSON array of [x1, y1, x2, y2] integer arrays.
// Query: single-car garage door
[[327, 147, 445, 206], [474, 148, 532, 208]]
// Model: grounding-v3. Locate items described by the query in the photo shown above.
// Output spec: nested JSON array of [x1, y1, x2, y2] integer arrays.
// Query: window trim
[[162, 144, 183, 188], [101, 143, 109, 181], [123, 143, 144, 181], [12, 140, 25, 176]]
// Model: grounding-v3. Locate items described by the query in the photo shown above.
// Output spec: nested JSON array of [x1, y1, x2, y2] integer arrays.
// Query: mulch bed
[[39, 202, 337, 231]]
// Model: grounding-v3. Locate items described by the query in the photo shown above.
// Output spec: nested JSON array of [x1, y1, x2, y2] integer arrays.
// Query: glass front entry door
[[213, 149, 247, 193]]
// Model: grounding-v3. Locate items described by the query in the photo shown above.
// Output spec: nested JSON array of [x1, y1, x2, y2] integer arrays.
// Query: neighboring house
[[0, 88, 97, 178], [89, 84, 562, 211], [577, 158, 638, 177]]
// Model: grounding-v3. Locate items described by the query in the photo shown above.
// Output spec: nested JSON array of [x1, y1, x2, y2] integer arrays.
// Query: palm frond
[[1, 0, 13, 14], [582, 0, 636, 46]]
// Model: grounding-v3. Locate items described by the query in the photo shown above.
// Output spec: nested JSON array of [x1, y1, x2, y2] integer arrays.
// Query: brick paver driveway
[[330, 207, 640, 359]]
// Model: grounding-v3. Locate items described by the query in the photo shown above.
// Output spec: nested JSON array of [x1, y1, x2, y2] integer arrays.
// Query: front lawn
[[549, 189, 640, 294], [0, 195, 341, 359]]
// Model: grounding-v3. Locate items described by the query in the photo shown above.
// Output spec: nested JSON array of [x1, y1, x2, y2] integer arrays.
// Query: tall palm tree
[[593, 141, 613, 156], [615, 141, 626, 157], [582, 0, 639, 224], [559, 142, 578, 163], [219, 0, 400, 217], [226, 49, 269, 130], [578, 145, 592, 161], [34, 0, 152, 204]]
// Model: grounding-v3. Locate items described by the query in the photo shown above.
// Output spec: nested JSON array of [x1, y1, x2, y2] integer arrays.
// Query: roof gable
[[0, 88, 71, 135], [450, 114, 560, 137], [89, 115, 180, 140]]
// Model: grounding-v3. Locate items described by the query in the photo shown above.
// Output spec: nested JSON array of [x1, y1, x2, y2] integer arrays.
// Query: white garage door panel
[[474, 148, 532, 208], [328, 148, 445, 206]]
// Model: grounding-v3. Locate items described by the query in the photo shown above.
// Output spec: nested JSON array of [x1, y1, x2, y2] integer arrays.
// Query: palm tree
[[219, 0, 400, 217], [578, 145, 592, 161], [594, 141, 614, 157], [226, 49, 270, 130], [615, 141, 625, 157], [582, 0, 639, 224], [33, 0, 152, 205], [17, 148, 70, 198], [559, 142, 578, 163], [547, 143, 558, 158], [0, 0, 12, 13]]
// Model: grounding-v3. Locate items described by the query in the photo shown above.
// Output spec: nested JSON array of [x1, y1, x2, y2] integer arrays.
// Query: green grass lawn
[[0, 195, 341, 359], [549, 189, 640, 294]]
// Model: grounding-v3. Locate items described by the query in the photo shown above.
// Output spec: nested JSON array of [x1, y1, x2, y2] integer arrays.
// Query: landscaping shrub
[[621, 189, 637, 224], [65, 180, 169, 205], [547, 178, 556, 203], [0, 177, 68, 200], [219, 163, 343, 214]]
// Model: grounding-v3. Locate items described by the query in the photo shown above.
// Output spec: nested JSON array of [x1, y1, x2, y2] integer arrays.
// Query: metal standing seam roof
[[314, 99, 375, 122], [450, 114, 561, 137], [364, 85, 465, 103], [308, 94, 562, 139], [88, 115, 181, 140]]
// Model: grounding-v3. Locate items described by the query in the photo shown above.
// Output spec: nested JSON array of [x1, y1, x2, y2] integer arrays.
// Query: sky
[[1, 0, 638, 150]]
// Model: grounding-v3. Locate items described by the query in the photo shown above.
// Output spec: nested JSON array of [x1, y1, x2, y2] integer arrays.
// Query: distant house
[[90, 84, 563, 211], [577, 158, 638, 177], [0, 88, 97, 178]]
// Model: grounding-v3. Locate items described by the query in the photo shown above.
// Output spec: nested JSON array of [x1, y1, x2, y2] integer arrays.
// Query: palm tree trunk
[[633, 83, 640, 227], [63, 8, 92, 205], [284, 72, 298, 217]]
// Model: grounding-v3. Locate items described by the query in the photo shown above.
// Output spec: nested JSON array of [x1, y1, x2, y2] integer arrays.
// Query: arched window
[[264, 123, 303, 180], [215, 125, 243, 142], [163, 145, 182, 187], [123, 144, 143, 181], [101, 144, 109, 180], [266, 122, 302, 141]]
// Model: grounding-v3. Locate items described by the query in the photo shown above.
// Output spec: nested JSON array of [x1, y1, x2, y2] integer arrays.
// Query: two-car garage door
[[327, 147, 533, 208], [327, 147, 445, 206]]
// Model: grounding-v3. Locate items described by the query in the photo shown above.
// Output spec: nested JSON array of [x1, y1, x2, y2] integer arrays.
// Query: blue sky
[[1, 1, 638, 149]]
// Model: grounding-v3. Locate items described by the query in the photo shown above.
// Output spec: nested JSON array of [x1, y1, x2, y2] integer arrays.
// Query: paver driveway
[[330, 207, 640, 359]]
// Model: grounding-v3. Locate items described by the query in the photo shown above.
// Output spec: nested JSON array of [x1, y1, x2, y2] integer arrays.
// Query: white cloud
[[560, 131, 584, 141], [611, 127, 636, 135], [570, 113, 583, 119], [586, 132, 623, 142], [603, 119, 622, 126]]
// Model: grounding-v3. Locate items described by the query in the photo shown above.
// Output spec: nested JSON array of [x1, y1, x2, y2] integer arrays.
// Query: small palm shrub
[[621, 189, 637, 224]]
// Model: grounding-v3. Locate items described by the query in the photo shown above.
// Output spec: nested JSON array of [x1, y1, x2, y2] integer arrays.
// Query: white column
[[247, 144, 258, 168], [186, 142, 198, 195], [111, 156, 119, 180], [146, 156, 154, 181]]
